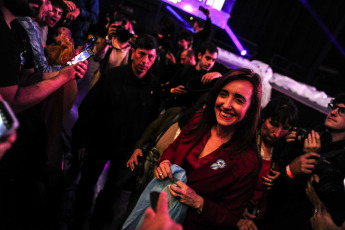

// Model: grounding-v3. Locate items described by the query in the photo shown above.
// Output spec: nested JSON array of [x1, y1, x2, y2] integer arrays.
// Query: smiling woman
[[154, 68, 263, 229]]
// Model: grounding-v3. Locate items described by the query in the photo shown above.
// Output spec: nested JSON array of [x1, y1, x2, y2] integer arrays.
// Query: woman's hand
[[126, 149, 143, 171], [262, 169, 280, 189], [236, 218, 258, 230], [169, 181, 204, 211], [155, 160, 173, 181], [303, 130, 321, 153]]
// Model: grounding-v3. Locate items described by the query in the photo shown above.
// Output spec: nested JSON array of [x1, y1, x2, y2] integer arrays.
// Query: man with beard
[[0, 0, 87, 229]]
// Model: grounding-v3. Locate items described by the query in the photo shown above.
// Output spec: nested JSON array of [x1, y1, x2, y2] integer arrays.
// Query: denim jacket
[[17, 17, 62, 73], [122, 164, 188, 230]]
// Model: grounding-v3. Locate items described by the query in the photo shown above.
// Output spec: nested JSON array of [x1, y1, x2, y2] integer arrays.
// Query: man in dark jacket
[[70, 34, 161, 230]]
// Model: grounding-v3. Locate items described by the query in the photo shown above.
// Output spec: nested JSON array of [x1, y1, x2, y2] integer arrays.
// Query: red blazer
[[160, 114, 260, 229]]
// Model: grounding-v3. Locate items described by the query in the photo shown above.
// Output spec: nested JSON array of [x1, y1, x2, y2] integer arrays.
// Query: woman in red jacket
[[154, 68, 262, 229]]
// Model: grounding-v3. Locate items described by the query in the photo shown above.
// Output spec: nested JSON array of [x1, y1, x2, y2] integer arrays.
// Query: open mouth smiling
[[219, 110, 234, 119]]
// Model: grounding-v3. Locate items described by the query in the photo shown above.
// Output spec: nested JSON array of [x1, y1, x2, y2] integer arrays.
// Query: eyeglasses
[[328, 103, 345, 117]]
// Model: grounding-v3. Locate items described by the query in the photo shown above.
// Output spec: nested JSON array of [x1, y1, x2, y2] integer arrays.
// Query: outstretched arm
[[0, 61, 87, 113]]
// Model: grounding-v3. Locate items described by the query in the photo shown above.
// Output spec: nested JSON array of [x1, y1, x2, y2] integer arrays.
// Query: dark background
[[98, 0, 345, 127]]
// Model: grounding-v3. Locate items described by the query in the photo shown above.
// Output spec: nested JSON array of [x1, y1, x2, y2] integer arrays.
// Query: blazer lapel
[[187, 149, 232, 183]]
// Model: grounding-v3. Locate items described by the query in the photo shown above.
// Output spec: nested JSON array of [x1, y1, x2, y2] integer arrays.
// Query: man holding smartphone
[[0, 0, 88, 228]]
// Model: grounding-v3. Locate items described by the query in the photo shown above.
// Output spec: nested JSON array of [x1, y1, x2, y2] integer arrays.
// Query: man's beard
[[4, 0, 42, 17]]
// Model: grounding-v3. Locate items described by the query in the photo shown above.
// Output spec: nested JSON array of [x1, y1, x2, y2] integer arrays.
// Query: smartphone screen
[[65, 48, 94, 66], [0, 101, 19, 138]]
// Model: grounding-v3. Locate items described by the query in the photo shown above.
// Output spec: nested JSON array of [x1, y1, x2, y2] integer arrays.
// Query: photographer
[[263, 93, 345, 230], [89, 15, 134, 88], [237, 96, 299, 230]]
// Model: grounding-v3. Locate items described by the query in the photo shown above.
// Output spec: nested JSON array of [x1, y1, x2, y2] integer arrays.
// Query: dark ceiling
[[101, 0, 345, 97]]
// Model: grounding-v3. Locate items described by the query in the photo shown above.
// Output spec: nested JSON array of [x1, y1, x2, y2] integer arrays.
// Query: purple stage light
[[241, 50, 247, 56], [162, 0, 246, 56], [162, 0, 230, 29], [224, 25, 247, 56]]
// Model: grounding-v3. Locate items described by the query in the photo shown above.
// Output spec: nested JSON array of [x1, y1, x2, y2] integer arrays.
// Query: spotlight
[[224, 25, 247, 57]]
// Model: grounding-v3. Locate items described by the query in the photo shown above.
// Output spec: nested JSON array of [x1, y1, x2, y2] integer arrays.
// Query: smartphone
[[150, 191, 160, 212], [199, 6, 208, 14], [65, 48, 94, 66], [0, 100, 19, 139]]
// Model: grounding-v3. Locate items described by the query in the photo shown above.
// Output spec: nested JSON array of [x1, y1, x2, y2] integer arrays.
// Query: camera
[[294, 127, 332, 146], [312, 151, 345, 226], [114, 26, 133, 43]]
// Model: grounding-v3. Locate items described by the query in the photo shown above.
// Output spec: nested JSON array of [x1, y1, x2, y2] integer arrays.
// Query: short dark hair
[[51, 0, 66, 11], [178, 30, 193, 43], [133, 34, 158, 51], [332, 92, 345, 105], [260, 95, 298, 127], [198, 42, 218, 56]]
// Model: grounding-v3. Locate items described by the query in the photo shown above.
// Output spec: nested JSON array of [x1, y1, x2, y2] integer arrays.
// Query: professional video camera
[[312, 149, 345, 226]]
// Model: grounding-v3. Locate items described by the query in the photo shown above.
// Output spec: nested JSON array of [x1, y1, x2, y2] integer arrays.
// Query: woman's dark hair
[[260, 95, 298, 128], [187, 68, 262, 158]]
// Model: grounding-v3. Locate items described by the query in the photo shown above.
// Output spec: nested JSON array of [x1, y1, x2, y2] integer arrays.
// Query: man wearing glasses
[[263, 93, 345, 230], [288, 94, 345, 176]]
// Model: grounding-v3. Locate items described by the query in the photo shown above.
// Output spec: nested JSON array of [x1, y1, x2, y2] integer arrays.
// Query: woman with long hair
[[154, 68, 262, 229]]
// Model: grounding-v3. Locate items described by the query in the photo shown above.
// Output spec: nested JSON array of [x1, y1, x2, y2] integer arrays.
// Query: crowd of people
[[0, 0, 344, 230]]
